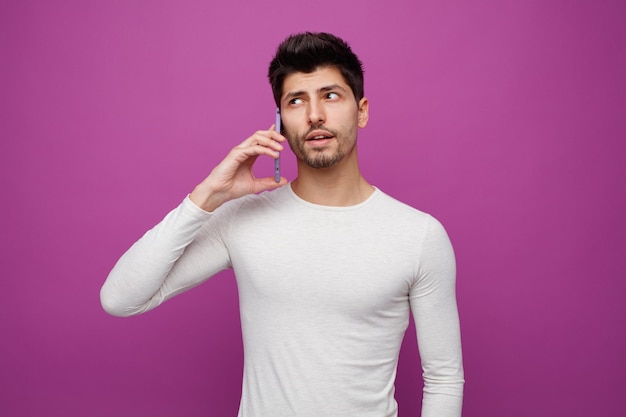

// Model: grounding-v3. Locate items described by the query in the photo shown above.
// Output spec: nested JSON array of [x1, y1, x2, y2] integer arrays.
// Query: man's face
[[280, 66, 368, 169]]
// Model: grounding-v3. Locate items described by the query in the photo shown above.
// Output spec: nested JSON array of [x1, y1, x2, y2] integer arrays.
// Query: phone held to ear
[[274, 107, 281, 183]]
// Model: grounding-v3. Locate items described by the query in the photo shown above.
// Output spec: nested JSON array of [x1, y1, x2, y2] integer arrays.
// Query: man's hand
[[189, 126, 288, 212]]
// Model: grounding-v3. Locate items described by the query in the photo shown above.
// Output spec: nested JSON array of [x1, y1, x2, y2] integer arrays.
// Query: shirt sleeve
[[409, 216, 465, 417], [100, 195, 235, 317]]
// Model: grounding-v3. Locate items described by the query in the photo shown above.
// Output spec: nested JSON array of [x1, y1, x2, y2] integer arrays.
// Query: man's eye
[[289, 98, 303, 105], [326, 92, 339, 100]]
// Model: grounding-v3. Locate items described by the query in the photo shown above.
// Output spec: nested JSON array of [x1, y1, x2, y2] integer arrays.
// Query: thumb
[[253, 176, 288, 194]]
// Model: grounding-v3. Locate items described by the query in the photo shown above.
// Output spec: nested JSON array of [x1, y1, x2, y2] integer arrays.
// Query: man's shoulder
[[374, 188, 433, 220], [373, 188, 453, 236]]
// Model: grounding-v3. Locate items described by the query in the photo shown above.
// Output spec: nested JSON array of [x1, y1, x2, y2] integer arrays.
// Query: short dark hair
[[268, 32, 364, 107]]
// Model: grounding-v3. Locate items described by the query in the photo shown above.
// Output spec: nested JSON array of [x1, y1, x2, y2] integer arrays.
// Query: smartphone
[[274, 107, 281, 183]]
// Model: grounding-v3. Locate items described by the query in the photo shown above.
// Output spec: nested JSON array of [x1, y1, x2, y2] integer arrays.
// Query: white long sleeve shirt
[[101, 184, 464, 417]]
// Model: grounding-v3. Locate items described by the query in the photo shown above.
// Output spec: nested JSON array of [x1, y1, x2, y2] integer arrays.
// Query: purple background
[[1, 1, 624, 416]]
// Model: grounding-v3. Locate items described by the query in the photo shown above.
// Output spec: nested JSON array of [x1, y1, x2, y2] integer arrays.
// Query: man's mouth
[[305, 130, 334, 141]]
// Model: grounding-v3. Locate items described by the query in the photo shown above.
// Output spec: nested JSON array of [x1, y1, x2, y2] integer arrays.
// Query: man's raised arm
[[100, 128, 287, 316]]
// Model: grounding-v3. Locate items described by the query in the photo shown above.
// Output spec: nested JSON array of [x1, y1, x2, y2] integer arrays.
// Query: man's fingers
[[233, 143, 280, 163], [240, 129, 286, 150]]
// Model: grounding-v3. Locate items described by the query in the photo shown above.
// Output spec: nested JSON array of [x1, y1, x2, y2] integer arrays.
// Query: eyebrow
[[283, 84, 349, 102]]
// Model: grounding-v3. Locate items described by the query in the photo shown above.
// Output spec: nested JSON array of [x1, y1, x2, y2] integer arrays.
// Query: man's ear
[[357, 97, 369, 128]]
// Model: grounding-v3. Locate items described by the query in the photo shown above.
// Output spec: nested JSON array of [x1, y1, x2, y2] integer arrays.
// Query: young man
[[101, 32, 464, 417]]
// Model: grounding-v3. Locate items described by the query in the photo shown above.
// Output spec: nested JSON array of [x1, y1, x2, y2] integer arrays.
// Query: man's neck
[[291, 157, 375, 207]]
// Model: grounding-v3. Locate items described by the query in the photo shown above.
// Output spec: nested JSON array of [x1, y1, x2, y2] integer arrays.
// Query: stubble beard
[[286, 124, 350, 169]]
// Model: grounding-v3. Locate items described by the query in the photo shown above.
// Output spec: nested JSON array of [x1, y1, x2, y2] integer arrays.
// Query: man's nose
[[307, 100, 326, 125]]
